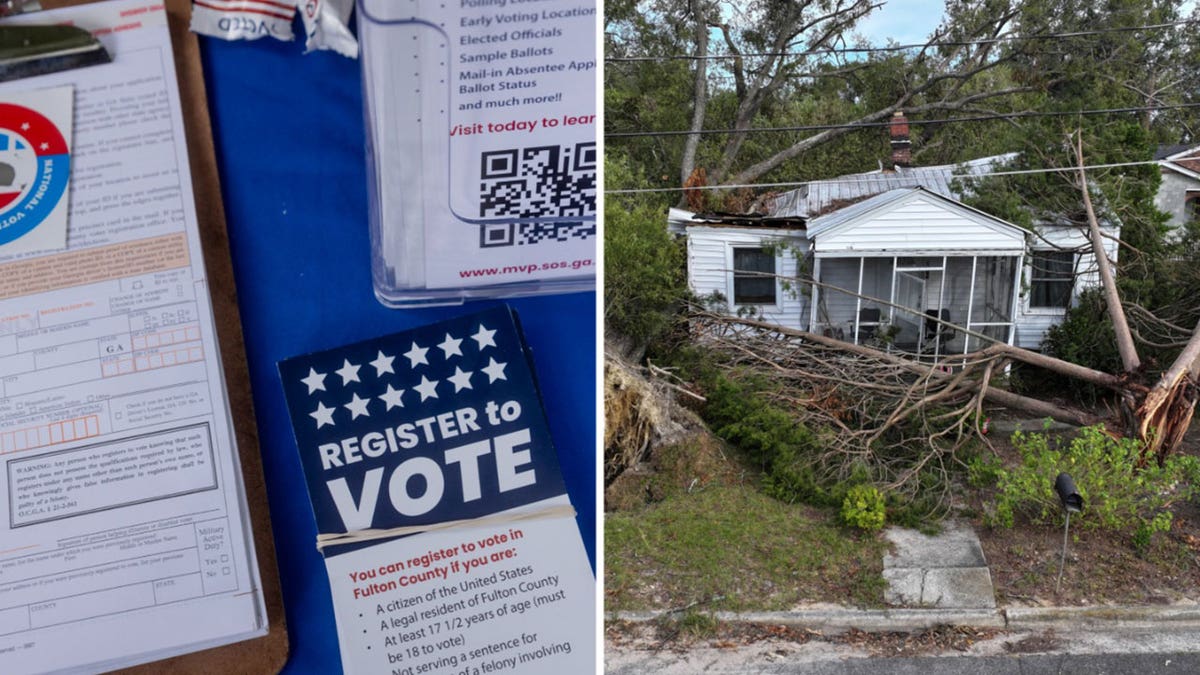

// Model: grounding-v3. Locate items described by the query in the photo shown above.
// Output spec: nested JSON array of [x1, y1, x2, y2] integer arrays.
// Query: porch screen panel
[[815, 258, 859, 338], [963, 324, 1011, 352], [733, 248, 776, 304], [936, 257, 975, 352], [815, 257, 894, 342], [896, 256, 942, 269], [972, 256, 1017, 323]]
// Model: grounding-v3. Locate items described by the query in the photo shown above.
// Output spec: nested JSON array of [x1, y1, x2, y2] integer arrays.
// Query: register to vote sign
[[279, 307, 593, 674]]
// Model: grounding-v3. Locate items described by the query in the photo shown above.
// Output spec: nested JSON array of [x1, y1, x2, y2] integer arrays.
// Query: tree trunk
[[1136, 317, 1200, 464], [677, 0, 708, 207], [1075, 131, 1140, 373]]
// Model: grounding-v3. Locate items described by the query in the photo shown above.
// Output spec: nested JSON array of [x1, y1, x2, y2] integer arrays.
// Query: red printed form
[[0, 2, 266, 672]]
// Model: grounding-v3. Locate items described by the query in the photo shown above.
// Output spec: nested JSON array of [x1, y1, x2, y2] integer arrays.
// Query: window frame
[[1027, 249, 1076, 310], [728, 245, 779, 308]]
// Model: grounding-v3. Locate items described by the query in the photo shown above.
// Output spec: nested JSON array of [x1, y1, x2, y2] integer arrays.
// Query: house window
[[1029, 251, 1075, 309], [1186, 193, 1200, 222], [732, 247, 776, 305]]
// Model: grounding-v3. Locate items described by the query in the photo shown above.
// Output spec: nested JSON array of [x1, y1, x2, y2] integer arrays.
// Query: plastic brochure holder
[[358, 0, 598, 308]]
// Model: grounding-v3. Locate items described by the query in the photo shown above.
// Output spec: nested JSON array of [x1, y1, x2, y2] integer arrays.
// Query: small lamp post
[[1053, 472, 1083, 594]]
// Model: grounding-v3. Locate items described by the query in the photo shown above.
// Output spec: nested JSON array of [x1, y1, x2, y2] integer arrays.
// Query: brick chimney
[[889, 111, 911, 169]]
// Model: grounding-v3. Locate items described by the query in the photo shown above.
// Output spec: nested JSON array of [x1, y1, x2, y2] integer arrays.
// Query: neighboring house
[[671, 115, 1119, 352], [1155, 143, 1200, 236]]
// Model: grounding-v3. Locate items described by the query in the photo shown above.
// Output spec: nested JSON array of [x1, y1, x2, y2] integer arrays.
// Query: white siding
[[1014, 225, 1118, 349], [686, 226, 808, 330], [1155, 169, 1200, 235], [815, 196, 1026, 253]]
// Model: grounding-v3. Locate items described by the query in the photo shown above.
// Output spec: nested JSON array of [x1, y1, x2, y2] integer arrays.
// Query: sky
[[853, 0, 1198, 46], [853, 0, 947, 46]]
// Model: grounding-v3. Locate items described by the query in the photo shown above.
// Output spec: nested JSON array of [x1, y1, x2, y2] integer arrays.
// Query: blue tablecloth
[[197, 35, 596, 673]]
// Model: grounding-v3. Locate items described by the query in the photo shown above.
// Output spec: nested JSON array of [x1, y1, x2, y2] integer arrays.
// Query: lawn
[[605, 484, 888, 612]]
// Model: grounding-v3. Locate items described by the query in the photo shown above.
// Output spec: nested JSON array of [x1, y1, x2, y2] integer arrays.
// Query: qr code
[[479, 220, 597, 248], [478, 142, 596, 221]]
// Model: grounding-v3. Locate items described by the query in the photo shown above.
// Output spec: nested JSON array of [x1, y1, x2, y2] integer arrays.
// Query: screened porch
[[809, 254, 1023, 358]]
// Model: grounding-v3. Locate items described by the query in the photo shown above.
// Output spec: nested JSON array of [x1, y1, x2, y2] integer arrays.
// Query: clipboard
[[28, 0, 290, 671]]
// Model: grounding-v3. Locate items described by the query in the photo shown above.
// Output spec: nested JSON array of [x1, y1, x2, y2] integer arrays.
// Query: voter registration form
[[0, 2, 267, 672]]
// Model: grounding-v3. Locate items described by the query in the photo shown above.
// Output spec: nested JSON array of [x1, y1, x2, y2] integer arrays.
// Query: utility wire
[[606, 18, 1196, 62], [606, 159, 1166, 195], [606, 102, 1200, 139]]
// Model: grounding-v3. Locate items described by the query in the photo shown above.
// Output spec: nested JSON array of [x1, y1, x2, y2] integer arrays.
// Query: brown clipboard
[[38, 0, 290, 671]]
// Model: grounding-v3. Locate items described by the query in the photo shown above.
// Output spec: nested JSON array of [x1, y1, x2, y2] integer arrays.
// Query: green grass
[[605, 485, 888, 612]]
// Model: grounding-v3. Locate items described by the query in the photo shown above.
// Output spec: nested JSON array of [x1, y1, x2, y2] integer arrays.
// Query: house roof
[[763, 154, 1014, 219], [1154, 144, 1194, 161], [666, 206, 807, 234], [1157, 144, 1200, 181]]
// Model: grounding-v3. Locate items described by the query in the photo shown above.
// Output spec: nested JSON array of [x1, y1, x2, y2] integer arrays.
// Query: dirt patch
[[604, 343, 741, 512], [972, 421, 1200, 606]]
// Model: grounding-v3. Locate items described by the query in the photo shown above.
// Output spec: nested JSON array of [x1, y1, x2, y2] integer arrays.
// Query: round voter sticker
[[0, 102, 70, 247]]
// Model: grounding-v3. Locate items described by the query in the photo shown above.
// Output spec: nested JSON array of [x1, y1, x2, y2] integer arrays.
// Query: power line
[[605, 18, 1196, 62], [605, 159, 1165, 195], [606, 102, 1200, 139]]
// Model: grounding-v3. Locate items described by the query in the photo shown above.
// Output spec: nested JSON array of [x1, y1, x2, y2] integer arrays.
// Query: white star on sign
[[20, 122, 29, 131], [482, 357, 507, 383], [414, 375, 439, 401], [300, 367, 327, 394], [310, 401, 336, 428], [471, 324, 497, 350], [344, 393, 371, 419], [378, 384, 405, 410], [404, 341, 429, 368], [38, 142, 48, 151], [447, 366, 474, 392], [335, 359, 361, 385], [438, 333, 463, 359], [370, 350, 396, 377]]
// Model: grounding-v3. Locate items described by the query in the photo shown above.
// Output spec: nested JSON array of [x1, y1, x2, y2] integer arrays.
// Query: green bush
[[1037, 289, 1121, 402], [703, 375, 834, 506], [604, 154, 686, 347], [841, 484, 886, 531], [990, 424, 1200, 538]]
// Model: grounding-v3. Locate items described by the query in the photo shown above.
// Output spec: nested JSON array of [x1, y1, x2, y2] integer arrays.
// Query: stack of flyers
[[278, 306, 594, 673]]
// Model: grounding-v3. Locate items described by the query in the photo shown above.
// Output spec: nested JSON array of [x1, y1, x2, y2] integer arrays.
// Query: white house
[[674, 172, 1119, 353]]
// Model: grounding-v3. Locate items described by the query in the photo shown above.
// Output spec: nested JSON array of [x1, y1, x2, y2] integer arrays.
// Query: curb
[[608, 603, 1200, 633], [1005, 604, 1200, 630]]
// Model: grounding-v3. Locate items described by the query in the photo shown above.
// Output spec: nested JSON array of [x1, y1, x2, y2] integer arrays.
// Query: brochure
[[279, 306, 594, 673]]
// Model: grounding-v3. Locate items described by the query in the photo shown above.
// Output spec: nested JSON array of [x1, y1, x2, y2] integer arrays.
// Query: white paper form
[[0, 2, 267, 673]]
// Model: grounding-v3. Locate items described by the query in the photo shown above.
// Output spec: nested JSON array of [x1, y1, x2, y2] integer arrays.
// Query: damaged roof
[[762, 154, 1014, 219]]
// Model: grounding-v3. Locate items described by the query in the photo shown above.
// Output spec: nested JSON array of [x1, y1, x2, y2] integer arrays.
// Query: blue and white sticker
[[0, 86, 73, 254]]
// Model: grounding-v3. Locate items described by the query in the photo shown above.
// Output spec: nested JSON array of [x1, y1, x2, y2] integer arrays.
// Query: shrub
[[604, 154, 686, 347], [841, 484, 886, 531], [990, 424, 1200, 538], [703, 375, 834, 506], [1037, 289, 1121, 402]]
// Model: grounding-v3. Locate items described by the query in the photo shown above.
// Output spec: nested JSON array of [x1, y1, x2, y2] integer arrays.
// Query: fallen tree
[[692, 133, 1200, 474]]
